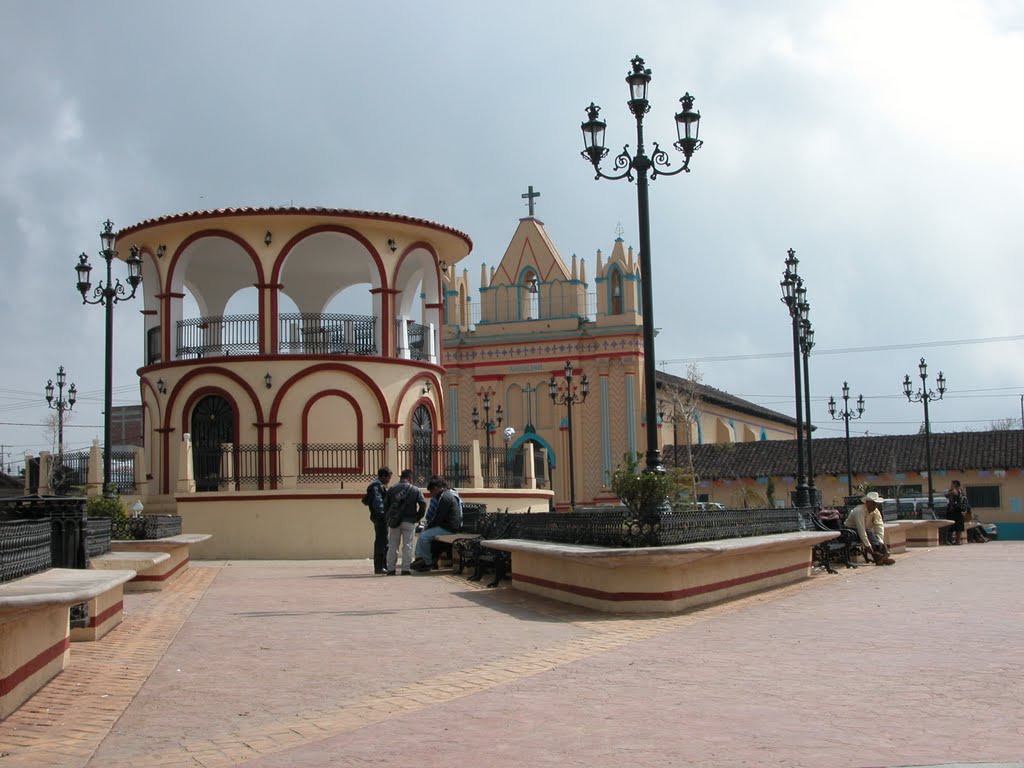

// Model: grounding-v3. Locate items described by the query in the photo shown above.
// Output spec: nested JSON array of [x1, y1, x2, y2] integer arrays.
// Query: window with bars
[[966, 485, 1000, 508]]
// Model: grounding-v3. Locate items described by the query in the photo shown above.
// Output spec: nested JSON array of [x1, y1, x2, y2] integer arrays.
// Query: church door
[[191, 395, 234, 492], [411, 405, 433, 486]]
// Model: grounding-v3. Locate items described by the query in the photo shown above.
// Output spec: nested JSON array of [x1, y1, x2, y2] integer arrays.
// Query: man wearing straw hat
[[845, 491, 895, 566]]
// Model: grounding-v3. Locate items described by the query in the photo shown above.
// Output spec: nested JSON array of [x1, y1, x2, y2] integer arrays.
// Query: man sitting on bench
[[410, 476, 462, 573], [846, 491, 895, 566]]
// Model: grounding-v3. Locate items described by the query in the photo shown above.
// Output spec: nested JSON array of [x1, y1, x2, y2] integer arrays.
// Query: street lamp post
[[75, 220, 142, 496], [549, 360, 589, 510], [579, 55, 702, 478], [828, 382, 865, 497], [471, 389, 503, 486], [780, 250, 810, 507], [799, 311, 818, 507], [903, 358, 946, 511], [45, 366, 77, 466]]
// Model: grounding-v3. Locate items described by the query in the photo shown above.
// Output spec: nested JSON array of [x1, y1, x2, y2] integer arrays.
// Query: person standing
[[945, 479, 969, 545], [384, 469, 426, 575], [365, 467, 392, 575]]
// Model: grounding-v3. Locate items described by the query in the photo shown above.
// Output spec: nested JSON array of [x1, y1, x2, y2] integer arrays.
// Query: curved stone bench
[[482, 531, 839, 614], [1, 568, 135, 719], [884, 522, 908, 554], [895, 519, 953, 548], [110, 534, 211, 591]]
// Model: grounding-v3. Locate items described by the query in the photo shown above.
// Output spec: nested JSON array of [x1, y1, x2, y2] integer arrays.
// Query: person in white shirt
[[845, 491, 895, 566]]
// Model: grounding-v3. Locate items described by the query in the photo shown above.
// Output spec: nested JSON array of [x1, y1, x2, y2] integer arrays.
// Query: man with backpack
[[410, 475, 462, 572], [363, 466, 392, 575], [383, 469, 426, 575]]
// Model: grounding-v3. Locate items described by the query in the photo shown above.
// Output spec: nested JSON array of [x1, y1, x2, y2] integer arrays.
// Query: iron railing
[[438, 444, 472, 489], [177, 314, 261, 358], [279, 312, 377, 356], [52, 450, 89, 495], [106, 450, 136, 494], [193, 444, 281, 490], [297, 443, 386, 484], [111, 515, 182, 540], [408, 322, 427, 361], [509, 505, 806, 548], [0, 519, 51, 583], [85, 517, 112, 557]]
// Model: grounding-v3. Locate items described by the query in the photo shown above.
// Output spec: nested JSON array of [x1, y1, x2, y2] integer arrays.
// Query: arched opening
[[410, 404, 433, 486], [609, 269, 624, 315], [191, 395, 235, 491]]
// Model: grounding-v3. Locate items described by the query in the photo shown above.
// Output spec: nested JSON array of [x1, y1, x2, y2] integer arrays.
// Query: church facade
[[441, 210, 798, 509]]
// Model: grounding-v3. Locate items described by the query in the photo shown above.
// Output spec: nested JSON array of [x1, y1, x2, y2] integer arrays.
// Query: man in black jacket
[[383, 469, 426, 575], [366, 467, 392, 574], [410, 475, 461, 572]]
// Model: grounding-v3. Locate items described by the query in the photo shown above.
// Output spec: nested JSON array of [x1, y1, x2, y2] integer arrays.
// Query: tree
[[989, 417, 1019, 431], [660, 362, 703, 503], [610, 452, 691, 517]]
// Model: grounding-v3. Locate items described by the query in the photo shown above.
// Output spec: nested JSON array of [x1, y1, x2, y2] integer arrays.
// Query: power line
[[660, 333, 1024, 365]]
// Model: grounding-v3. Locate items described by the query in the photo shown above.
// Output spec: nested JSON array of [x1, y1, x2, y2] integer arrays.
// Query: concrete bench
[[432, 532, 481, 569], [896, 519, 953, 548], [883, 522, 908, 554], [110, 534, 211, 590], [482, 530, 838, 614], [1, 568, 135, 719], [89, 551, 171, 594]]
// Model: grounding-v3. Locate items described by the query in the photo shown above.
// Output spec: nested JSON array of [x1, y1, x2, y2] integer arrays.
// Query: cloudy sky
[[2, 0, 1023, 469]]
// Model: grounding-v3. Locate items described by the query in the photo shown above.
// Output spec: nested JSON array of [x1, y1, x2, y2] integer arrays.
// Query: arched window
[[191, 395, 234, 492], [523, 269, 540, 320], [411, 405, 433, 485], [610, 269, 623, 315]]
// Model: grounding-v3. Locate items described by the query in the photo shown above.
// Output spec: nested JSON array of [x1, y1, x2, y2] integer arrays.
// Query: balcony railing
[[469, 292, 599, 325], [297, 443, 386, 484], [174, 313, 379, 358], [177, 314, 260, 359], [279, 313, 377, 356]]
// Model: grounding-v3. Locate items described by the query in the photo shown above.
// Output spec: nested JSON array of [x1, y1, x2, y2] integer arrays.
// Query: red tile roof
[[116, 206, 473, 250]]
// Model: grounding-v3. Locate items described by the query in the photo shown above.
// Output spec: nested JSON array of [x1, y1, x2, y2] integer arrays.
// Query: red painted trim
[[0, 637, 69, 697], [154, 292, 187, 299], [300, 390, 364, 474], [88, 600, 124, 628], [140, 309, 157, 316], [133, 556, 189, 582], [512, 560, 808, 602], [270, 224, 389, 354], [473, 374, 506, 383], [117, 207, 473, 251], [178, 493, 361, 501], [164, 230, 267, 360]]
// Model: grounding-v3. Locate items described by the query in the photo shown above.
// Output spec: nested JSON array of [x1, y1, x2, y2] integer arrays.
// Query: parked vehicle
[[883, 496, 948, 520]]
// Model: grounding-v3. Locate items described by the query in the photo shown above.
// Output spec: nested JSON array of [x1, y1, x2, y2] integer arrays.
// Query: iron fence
[[177, 313, 261, 358], [52, 449, 89, 495], [85, 517, 112, 558], [236, 444, 281, 490], [297, 443, 386, 484], [279, 312, 377, 355], [107, 450, 136, 494], [408, 322, 427, 360], [438, 444, 472, 489], [111, 515, 182, 540], [0, 519, 51, 583], [510, 505, 805, 548], [481, 446, 521, 488]]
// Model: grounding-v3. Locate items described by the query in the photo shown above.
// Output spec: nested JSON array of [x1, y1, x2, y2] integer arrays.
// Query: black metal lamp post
[[45, 366, 77, 465], [75, 220, 143, 496], [471, 390, 503, 485], [780, 249, 810, 507], [903, 358, 946, 511], [580, 55, 702, 477], [798, 307, 818, 507], [549, 360, 589, 510], [828, 382, 865, 497]]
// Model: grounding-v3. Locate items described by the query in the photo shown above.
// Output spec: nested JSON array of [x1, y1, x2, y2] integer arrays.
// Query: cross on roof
[[522, 185, 541, 217]]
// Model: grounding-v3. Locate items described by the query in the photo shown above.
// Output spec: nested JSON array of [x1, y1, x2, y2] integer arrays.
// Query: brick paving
[[1, 545, 1022, 767]]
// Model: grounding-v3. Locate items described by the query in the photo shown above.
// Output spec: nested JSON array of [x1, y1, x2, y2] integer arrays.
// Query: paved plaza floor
[[0, 543, 1022, 767]]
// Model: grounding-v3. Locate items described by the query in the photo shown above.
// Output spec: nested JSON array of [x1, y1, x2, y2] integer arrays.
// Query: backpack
[[445, 490, 463, 532], [361, 487, 372, 507], [386, 485, 410, 528]]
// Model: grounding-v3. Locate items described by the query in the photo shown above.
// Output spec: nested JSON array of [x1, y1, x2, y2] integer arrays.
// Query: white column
[[426, 322, 437, 365], [395, 317, 410, 359], [37, 451, 52, 496], [470, 438, 482, 489], [87, 440, 103, 497], [279, 441, 298, 490], [219, 442, 236, 492], [177, 433, 196, 494], [523, 442, 537, 490]]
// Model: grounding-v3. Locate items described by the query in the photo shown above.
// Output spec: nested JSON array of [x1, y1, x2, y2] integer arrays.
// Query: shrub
[[86, 493, 127, 519], [610, 453, 690, 517]]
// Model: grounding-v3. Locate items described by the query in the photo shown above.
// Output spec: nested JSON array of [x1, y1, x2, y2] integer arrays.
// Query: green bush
[[86, 493, 127, 519], [610, 453, 690, 516]]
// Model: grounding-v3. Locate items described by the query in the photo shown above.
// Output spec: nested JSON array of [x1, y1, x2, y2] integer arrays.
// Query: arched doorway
[[191, 395, 235, 491], [411, 404, 433, 486]]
